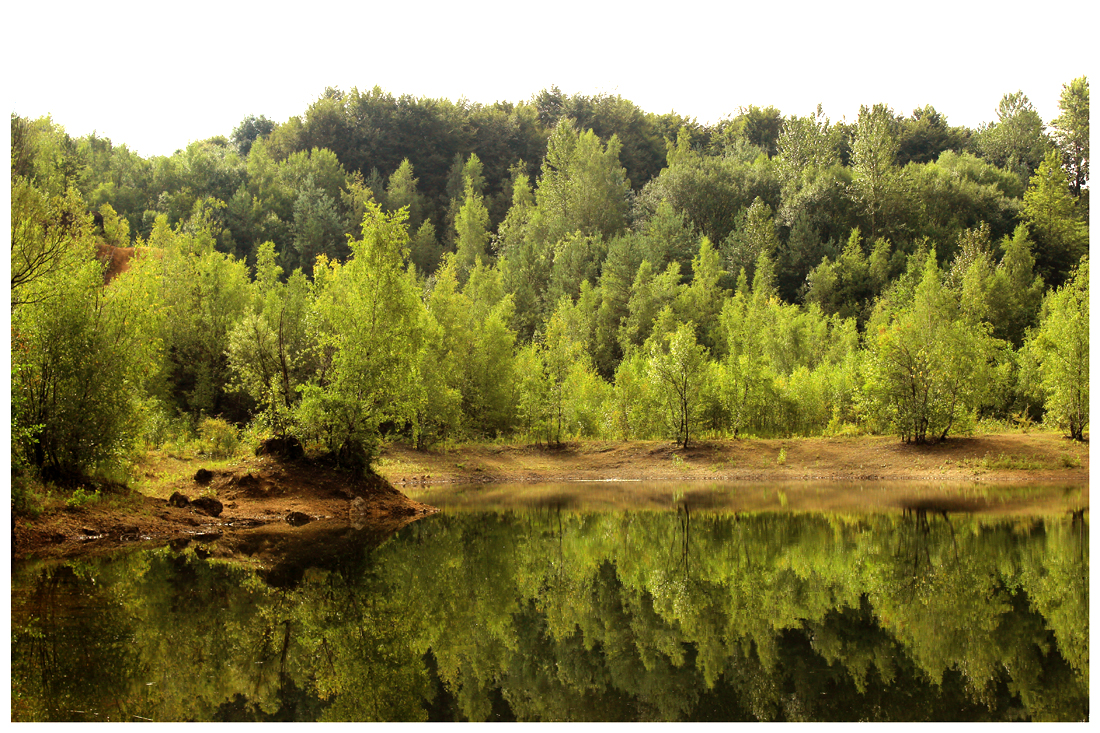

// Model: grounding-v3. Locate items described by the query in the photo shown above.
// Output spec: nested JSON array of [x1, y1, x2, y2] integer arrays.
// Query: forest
[[9, 79, 1090, 503]]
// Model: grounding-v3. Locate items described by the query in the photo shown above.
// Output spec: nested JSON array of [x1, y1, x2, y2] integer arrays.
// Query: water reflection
[[10, 490, 1089, 722]]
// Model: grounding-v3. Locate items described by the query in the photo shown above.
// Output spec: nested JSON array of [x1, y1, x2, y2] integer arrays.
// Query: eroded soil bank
[[11, 432, 1088, 561], [11, 454, 436, 561]]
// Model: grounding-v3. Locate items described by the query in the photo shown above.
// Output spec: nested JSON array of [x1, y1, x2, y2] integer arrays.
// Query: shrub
[[198, 418, 240, 459], [65, 487, 99, 510]]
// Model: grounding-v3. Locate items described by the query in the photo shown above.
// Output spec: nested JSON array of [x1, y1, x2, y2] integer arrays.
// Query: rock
[[191, 495, 223, 517], [168, 492, 191, 508], [349, 496, 367, 515], [286, 511, 312, 527], [194, 468, 214, 484]]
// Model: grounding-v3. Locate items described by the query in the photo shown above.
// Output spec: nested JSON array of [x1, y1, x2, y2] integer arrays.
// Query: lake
[[10, 481, 1089, 721]]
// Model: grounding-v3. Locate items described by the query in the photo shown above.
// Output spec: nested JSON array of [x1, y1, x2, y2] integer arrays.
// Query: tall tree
[[536, 118, 631, 245], [775, 105, 841, 186], [1023, 258, 1089, 441], [454, 168, 491, 282], [297, 203, 423, 472], [231, 114, 275, 156], [863, 251, 995, 443], [1022, 150, 1088, 286], [385, 158, 426, 231], [291, 175, 347, 276], [849, 104, 900, 241], [647, 320, 709, 448], [1051, 76, 1089, 198], [975, 91, 1050, 183]]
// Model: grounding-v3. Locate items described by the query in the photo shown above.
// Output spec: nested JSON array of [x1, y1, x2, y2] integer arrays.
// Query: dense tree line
[[9, 78, 1090, 490]]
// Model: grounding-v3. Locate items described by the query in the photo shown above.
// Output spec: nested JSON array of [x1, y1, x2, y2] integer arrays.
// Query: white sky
[[4, 0, 1093, 159]]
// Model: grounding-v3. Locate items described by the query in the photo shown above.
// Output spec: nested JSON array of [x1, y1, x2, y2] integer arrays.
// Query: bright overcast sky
[[4, 0, 1091, 158]]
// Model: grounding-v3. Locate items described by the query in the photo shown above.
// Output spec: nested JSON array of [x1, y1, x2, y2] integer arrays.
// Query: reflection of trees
[[10, 511, 1089, 722], [11, 563, 144, 721]]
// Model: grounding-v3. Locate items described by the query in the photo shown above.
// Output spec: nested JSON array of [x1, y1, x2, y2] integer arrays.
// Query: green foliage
[[863, 251, 997, 442], [1022, 258, 1088, 440], [297, 202, 423, 470], [227, 242, 315, 439], [11, 229, 150, 475], [1022, 150, 1088, 287], [64, 487, 100, 510], [974, 90, 1051, 183], [8, 81, 1094, 461], [535, 118, 631, 245], [1050, 76, 1089, 197], [290, 175, 347, 276], [849, 103, 902, 241], [647, 320, 709, 447], [144, 212, 252, 417], [198, 417, 241, 459], [723, 196, 780, 284], [454, 168, 492, 282]]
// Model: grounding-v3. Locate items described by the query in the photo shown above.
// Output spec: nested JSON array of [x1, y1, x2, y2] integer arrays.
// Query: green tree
[[291, 175, 347, 276], [975, 91, 1050, 183], [226, 242, 315, 440], [675, 236, 728, 353], [542, 299, 589, 445], [647, 319, 709, 448], [296, 203, 423, 471], [1023, 258, 1088, 440], [849, 104, 901, 241], [986, 225, 1044, 347], [619, 260, 682, 354], [775, 105, 842, 185], [146, 210, 252, 418], [864, 251, 995, 443], [408, 219, 442, 276], [536, 118, 631, 244], [804, 228, 875, 324], [722, 196, 780, 284], [454, 170, 492, 282], [385, 158, 426, 231], [895, 105, 969, 165], [1022, 150, 1088, 286], [1050, 77, 1089, 198], [10, 179, 90, 309], [231, 114, 275, 156], [12, 243, 155, 476]]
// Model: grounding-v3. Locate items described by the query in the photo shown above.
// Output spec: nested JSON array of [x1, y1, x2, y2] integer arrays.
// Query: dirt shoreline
[[10, 432, 1088, 561], [374, 432, 1089, 486]]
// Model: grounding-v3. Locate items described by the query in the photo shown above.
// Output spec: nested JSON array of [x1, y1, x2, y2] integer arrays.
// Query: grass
[[373, 456, 431, 476], [127, 449, 244, 500], [973, 452, 1049, 471]]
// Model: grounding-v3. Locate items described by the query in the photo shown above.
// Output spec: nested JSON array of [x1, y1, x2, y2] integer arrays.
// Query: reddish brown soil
[[12, 454, 435, 561]]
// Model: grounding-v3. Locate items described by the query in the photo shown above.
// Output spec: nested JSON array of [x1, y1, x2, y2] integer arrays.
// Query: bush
[[198, 417, 240, 459], [65, 487, 99, 510]]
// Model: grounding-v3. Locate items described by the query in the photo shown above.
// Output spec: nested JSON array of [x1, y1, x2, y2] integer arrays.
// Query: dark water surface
[[10, 482, 1089, 721]]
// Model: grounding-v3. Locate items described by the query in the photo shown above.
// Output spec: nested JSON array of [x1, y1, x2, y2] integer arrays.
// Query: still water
[[10, 481, 1089, 722]]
